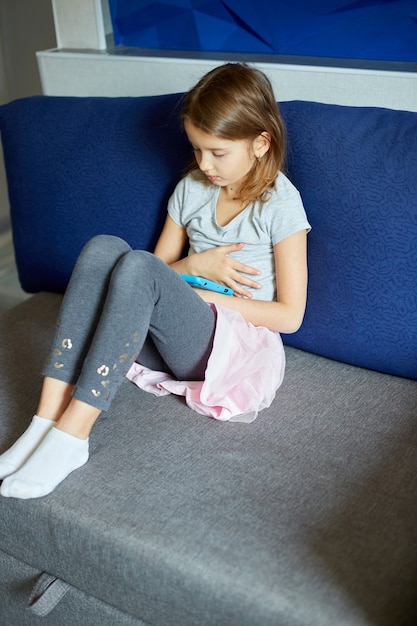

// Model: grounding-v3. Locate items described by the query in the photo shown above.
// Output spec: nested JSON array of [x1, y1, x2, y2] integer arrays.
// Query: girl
[[0, 63, 310, 499]]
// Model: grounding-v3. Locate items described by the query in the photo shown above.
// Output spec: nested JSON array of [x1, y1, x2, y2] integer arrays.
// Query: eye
[[213, 152, 226, 158]]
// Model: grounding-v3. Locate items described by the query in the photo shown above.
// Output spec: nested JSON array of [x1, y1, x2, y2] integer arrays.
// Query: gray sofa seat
[[1, 293, 416, 625]]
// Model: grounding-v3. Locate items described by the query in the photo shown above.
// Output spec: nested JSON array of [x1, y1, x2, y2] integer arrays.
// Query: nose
[[198, 152, 212, 172]]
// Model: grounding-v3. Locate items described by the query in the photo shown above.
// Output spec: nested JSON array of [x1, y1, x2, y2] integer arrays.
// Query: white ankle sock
[[0, 415, 55, 479], [0, 427, 89, 499]]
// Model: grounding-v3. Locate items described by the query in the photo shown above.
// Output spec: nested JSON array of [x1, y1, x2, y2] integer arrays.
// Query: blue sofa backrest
[[0, 94, 416, 379], [0, 94, 189, 292]]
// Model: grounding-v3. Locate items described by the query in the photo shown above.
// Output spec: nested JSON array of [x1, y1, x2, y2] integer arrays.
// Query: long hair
[[181, 63, 286, 206]]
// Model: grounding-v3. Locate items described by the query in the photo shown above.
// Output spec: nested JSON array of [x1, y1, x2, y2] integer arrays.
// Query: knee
[[114, 249, 155, 275], [82, 234, 130, 256], [112, 250, 162, 286], [78, 235, 131, 268]]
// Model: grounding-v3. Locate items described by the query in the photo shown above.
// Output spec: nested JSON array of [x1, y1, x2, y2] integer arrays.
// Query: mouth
[[206, 175, 220, 182]]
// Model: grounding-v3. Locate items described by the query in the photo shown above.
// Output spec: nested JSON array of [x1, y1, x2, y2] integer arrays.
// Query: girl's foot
[[0, 415, 55, 479], [0, 427, 89, 499]]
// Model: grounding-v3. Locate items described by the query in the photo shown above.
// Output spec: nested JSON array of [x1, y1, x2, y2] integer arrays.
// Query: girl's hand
[[153, 218, 260, 298], [187, 243, 261, 299]]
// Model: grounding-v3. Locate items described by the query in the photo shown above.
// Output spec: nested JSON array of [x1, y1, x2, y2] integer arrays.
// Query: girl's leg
[[42, 234, 133, 391], [68, 249, 216, 413], [37, 378, 74, 421], [1, 249, 216, 498], [0, 235, 131, 480]]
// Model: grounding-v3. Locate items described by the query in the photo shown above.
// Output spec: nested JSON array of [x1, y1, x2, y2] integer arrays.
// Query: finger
[[234, 277, 262, 292], [232, 263, 262, 277], [218, 242, 245, 254], [243, 277, 262, 290], [233, 285, 254, 299], [230, 275, 262, 297], [227, 268, 260, 289]]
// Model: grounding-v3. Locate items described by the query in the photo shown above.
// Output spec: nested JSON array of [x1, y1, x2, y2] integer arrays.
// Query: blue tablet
[[179, 274, 234, 296]]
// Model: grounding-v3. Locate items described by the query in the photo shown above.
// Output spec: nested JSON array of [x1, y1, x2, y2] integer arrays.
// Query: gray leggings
[[42, 235, 216, 410]]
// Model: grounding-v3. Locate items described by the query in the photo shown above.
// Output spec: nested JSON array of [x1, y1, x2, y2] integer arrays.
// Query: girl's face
[[184, 120, 258, 191]]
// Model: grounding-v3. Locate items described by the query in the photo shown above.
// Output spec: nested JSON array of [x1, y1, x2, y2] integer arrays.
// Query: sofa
[[0, 91, 416, 626]]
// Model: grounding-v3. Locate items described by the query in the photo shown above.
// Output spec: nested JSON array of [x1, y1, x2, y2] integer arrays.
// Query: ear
[[253, 132, 271, 159]]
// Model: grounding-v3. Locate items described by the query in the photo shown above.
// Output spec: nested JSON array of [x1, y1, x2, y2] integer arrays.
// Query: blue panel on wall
[[109, 0, 417, 62]]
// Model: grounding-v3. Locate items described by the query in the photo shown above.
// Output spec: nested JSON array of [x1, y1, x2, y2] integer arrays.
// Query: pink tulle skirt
[[126, 304, 286, 423]]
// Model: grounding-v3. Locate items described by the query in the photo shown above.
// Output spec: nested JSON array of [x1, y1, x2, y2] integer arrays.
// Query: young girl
[[0, 63, 310, 499]]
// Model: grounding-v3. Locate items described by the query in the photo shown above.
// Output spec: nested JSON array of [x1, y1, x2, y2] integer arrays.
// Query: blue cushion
[[0, 95, 416, 379], [0, 93, 188, 293], [280, 101, 417, 380]]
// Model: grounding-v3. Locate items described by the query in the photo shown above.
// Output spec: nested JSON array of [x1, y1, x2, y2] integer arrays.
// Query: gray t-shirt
[[168, 172, 311, 301]]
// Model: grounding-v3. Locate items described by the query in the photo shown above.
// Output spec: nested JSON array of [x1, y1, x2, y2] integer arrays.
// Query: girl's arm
[[154, 216, 308, 333], [193, 230, 308, 334], [153, 215, 188, 265], [154, 216, 262, 297]]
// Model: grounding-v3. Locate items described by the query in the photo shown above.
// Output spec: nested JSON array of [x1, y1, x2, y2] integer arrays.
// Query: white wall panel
[[52, 0, 109, 50], [37, 50, 417, 112]]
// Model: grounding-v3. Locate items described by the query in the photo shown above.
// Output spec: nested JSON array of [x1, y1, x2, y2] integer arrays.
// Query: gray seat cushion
[[0, 294, 416, 625]]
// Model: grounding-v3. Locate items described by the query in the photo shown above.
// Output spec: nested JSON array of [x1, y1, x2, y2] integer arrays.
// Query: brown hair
[[181, 63, 286, 206]]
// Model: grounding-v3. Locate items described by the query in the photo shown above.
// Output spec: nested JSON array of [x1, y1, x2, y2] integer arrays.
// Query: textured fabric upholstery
[[0, 550, 146, 625], [0, 94, 188, 293], [0, 295, 416, 625], [280, 101, 417, 379], [0, 95, 416, 377]]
